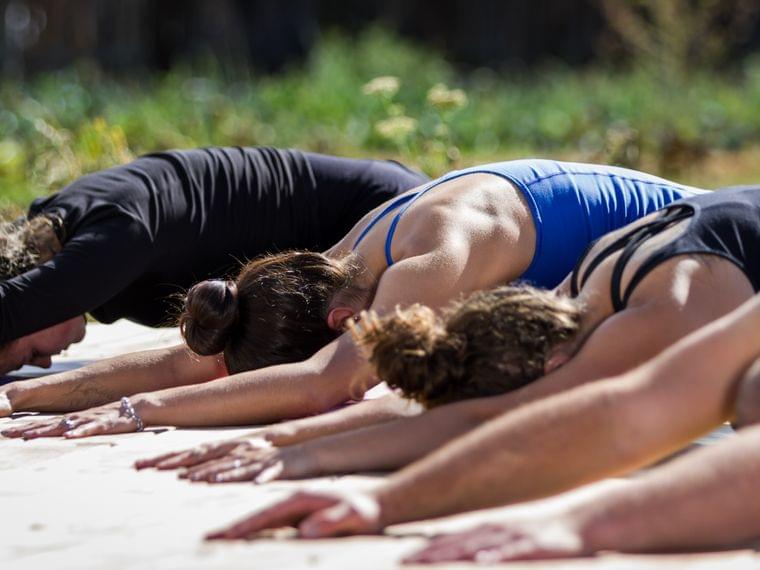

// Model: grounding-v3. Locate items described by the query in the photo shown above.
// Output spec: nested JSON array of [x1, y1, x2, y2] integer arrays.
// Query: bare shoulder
[[389, 173, 536, 280]]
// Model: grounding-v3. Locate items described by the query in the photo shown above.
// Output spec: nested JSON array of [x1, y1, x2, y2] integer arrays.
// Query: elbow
[[296, 377, 353, 418], [734, 357, 760, 429]]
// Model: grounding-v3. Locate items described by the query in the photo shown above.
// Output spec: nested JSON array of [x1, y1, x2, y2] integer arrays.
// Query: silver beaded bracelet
[[119, 396, 144, 432]]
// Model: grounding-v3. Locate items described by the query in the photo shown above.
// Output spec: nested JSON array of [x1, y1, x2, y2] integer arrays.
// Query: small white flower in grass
[[374, 116, 418, 143], [362, 76, 401, 98], [427, 83, 468, 111]]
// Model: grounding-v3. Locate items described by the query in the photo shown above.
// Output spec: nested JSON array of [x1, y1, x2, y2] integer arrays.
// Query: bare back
[[327, 173, 537, 313]]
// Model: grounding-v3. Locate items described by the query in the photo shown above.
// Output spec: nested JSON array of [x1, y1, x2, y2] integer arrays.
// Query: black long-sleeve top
[[0, 147, 428, 342]]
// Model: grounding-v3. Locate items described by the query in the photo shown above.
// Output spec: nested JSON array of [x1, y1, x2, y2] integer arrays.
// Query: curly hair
[[0, 214, 63, 280], [351, 285, 583, 407]]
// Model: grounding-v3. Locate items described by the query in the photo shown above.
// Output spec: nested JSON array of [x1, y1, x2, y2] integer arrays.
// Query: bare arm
[[257, 292, 739, 475], [2, 344, 225, 415], [261, 394, 424, 446], [573, 423, 760, 553], [373, 295, 760, 526], [406, 422, 760, 563], [131, 250, 476, 428]]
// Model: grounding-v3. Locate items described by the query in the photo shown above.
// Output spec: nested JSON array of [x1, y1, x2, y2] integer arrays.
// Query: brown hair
[[179, 250, 369, 374], [352, 285, 582, 407], [0, 214, 63, 280]]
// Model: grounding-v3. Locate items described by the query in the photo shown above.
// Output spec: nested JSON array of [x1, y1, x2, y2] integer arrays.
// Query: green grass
[[1, 28, 760, 210]]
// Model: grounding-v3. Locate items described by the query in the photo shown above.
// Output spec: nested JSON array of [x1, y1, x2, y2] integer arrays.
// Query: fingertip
[[298, 519, 326, 539]]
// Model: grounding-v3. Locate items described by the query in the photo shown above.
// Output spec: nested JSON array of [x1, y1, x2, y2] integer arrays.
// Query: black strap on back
[[570, 206, 693, 310], [611, 207, 693, 310], [570, 222, 654, 296]]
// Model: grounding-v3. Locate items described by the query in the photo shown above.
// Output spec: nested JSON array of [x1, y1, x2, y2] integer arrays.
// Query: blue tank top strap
[[383, 182, 442, 265], [352, 193, 417, 250]]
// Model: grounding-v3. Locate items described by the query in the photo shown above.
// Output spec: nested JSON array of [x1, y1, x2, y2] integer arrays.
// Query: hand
[[206, 490, 382, 540], [134, 437, 253, 471], [133, 422, 299, 472], [136, 437, 318, 483], [403, 520, 586, 564], [0, 402, 139, 439], [182, 443, 317, 484]]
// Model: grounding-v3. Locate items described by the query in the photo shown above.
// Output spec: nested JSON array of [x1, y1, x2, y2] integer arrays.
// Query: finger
[[412, 528, 491, 556], [299, 503, 370, 539], [135, 451, 184, 470], [207, 465, 261, 484], [492, 536, 568, 562], [19, 417, 88, 440], [253, 460, 285, 484], [64, 418, 136, 439], [2, 419, 59, 438], [158, 450, 222, 471], [164, 442, 243, 472], [403, 542, 471, 565], [205, 494, 336, 540], [185, 457, 248, 481]]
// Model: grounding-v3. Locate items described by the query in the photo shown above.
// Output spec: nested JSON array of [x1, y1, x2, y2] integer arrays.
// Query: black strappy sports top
[[570, 187, 760, 311]]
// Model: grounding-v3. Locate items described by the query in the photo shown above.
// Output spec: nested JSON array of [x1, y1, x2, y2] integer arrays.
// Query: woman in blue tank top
[[4, 159, 702, 438]]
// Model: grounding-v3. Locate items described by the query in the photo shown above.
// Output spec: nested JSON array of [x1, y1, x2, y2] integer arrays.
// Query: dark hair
[[179, 250, 368, 374], [351, 285, 583, 407]]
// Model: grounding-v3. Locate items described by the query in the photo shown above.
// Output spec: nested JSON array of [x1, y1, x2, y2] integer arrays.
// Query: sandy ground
[[2, 321, 759, 570]]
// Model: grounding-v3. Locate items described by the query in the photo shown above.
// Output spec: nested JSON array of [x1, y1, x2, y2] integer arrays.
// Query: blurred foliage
[[600, 0, 760, 77], [1, 27, 760, 210]]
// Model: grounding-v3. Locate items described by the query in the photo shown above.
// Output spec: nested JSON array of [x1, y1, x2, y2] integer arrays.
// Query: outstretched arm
[[141, 283, 755, 478], [406, 423, 760, 564], [6, 249, 478, 437], [208, 294, 760, 539], [372, 294, 760, 527], [0, 344, 225, 417]]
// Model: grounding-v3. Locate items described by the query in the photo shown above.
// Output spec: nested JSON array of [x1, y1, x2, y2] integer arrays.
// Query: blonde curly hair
[[351, 285, 583, 407]]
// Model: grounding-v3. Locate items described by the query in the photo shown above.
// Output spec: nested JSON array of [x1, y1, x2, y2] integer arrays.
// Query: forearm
[[134, 333, 373, 427], [580, 424, 760, 553], [298, 395, 503, 474], [9, 344, 222, 413], [265, 394, 423, 446], [375, 297, 760, 525]]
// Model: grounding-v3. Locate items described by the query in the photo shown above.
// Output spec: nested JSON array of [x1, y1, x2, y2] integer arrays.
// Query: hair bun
[[352, 305, 466, 406], [180, 279, 239, 355]]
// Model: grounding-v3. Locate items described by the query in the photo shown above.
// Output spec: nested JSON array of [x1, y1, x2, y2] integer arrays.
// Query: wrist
[[4, 380, 40, 411], [131, 393, 162, 426], [570, 498, 630, 555], [279, 444, 320, 478], [373, 487, 403, 528]]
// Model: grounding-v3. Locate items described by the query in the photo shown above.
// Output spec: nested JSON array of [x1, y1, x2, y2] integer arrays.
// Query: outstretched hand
[[206, 490, 382, 540], [0, 403, 139, 439], [403, 520, 586, 564], [135, 438, 318, 484]]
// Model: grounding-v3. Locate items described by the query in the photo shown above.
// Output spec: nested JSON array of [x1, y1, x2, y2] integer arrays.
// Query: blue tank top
[[352, 159, 705, 288]]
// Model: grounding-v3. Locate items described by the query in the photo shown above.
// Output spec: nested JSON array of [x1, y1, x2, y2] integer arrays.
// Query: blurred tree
[[599, 0, 760, 77]]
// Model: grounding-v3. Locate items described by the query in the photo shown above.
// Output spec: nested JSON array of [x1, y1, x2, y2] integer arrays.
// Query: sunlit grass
[[1, 28, 759, 210]]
